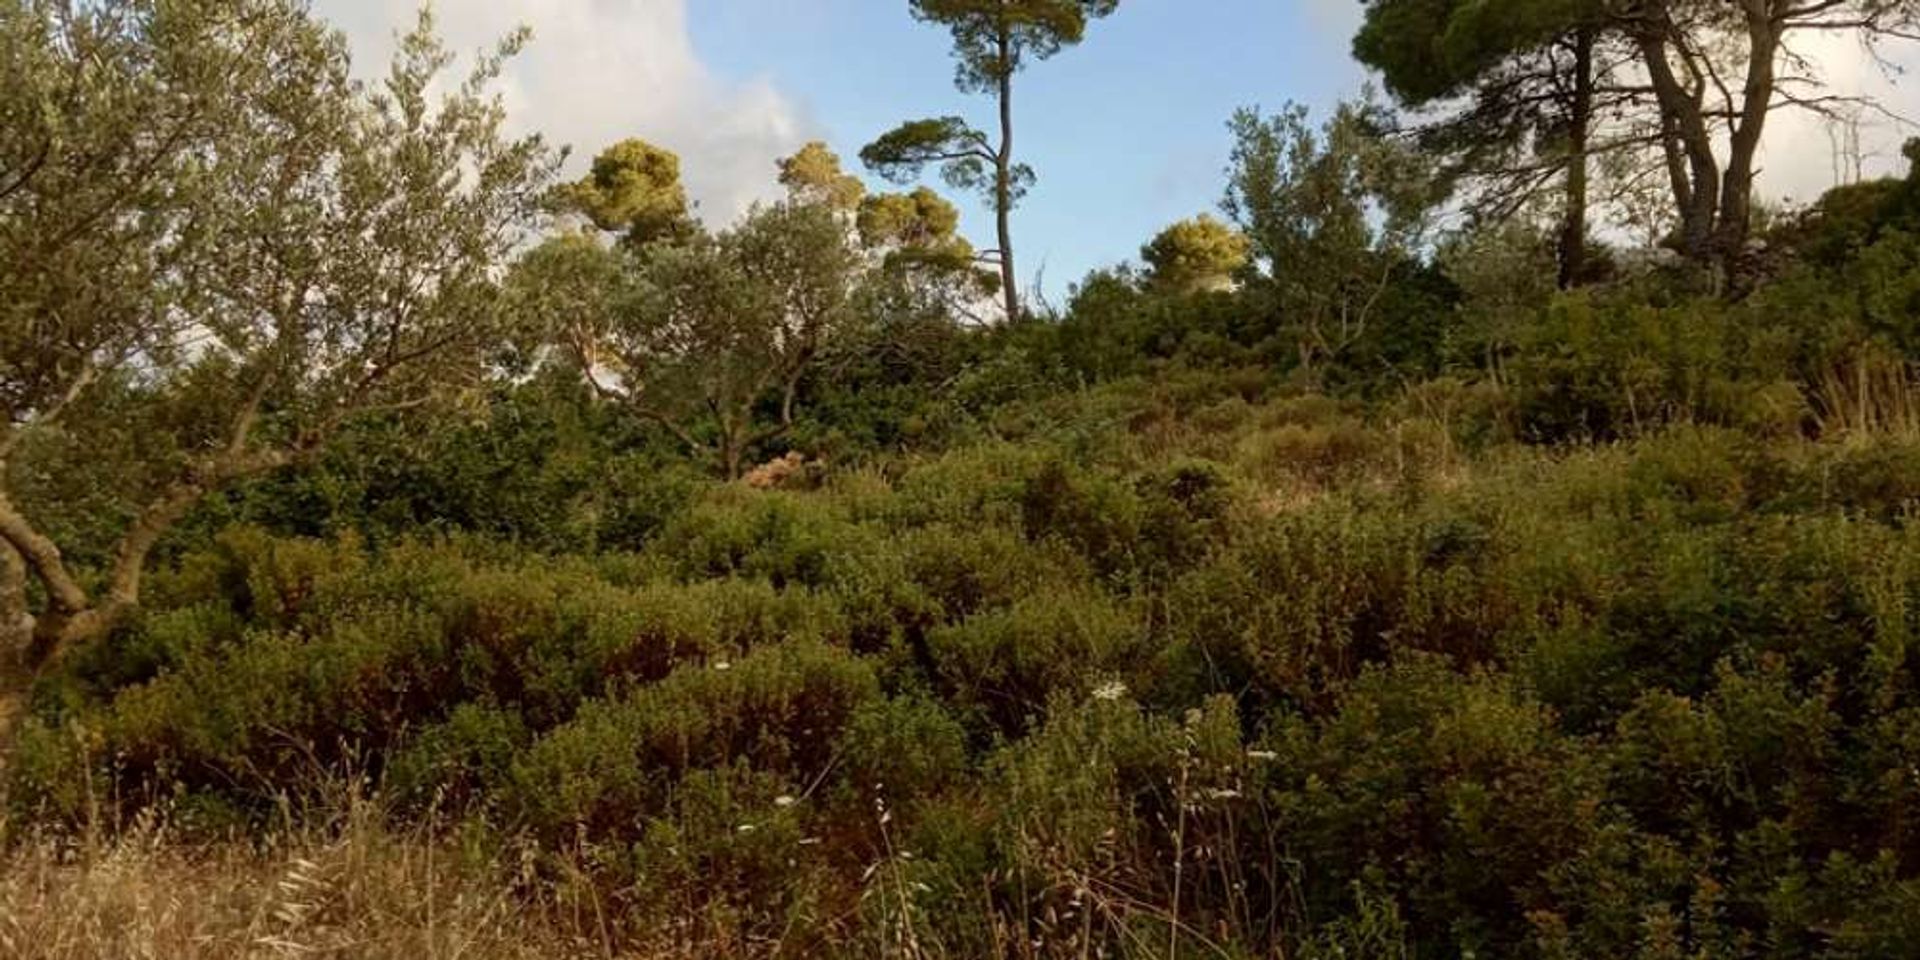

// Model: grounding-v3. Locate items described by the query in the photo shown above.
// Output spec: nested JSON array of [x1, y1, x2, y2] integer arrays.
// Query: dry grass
[[0, 775, 697, 960], [0, 816, 593, 960], [1809, 346, 1920, 439], [0, 798, 1213, 960]]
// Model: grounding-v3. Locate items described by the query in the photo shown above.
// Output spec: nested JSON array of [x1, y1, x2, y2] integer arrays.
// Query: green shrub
[[571, 578, 847, 687], [819, 520, 1098, 695], [1133, 457, 1237, 573], [386, 703, 533, 811], [836, 695, 971, 808], [507, 639, 881, 838], [1163, 505, 1410, 709], [1233, 417, 1389, 489], [925, 591, 1147, 738], [662, 488, 875, 589], [877, 442, 1051, 529], [19, 406, 1920, 955], [622, 764, 835, 946], [1254, 660, 1607, 957], [1810, 436, 1920, 519], [1017, 459, 1144, 580]]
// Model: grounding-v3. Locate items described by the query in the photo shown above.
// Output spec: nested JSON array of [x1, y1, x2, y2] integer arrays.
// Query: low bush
[[505, 639, 880, 839], [14, 420, 1920, 956]]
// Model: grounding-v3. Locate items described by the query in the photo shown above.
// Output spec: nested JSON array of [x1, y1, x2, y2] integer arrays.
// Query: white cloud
[[311, 0, 814, 223], [1759, 35, 1920, 205]]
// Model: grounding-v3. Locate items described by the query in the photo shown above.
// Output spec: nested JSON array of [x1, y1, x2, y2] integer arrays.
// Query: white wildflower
[[774, 795, 796, 808], [1091, 680, 1128, 702]]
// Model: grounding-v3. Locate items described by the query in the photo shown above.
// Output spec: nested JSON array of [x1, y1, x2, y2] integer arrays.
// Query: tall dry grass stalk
[[0, 806, 584, 960], [0, 776, 806, 960], [1809, 347, 1920, 439]]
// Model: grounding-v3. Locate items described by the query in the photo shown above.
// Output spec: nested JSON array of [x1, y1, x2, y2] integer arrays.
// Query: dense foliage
[[15, 378, 1920, 956], [11, 1, 1920, 957]]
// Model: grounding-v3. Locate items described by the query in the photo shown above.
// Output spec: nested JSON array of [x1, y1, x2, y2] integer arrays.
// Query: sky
[[313, 1, 1920, 299]]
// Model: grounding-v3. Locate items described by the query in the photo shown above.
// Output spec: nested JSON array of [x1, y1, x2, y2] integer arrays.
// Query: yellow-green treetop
[[556, 138, 690, 245], [858, 187, 964, 252], [1141, 215, 1250, 294], [778, 141, 867, 212]]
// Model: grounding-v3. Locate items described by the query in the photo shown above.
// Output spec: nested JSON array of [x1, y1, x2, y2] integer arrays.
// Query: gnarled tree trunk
[[0, 540, 31, 750], [1714, 0, 1781, 287], [0, 442, 293, 750], [1624, 0, 1783, 287]]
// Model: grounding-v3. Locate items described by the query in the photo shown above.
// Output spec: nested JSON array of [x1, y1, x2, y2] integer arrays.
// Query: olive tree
[[1224, 101, 1437, 380], [519, 200, 861, 480], [0, 1, 556, 708]]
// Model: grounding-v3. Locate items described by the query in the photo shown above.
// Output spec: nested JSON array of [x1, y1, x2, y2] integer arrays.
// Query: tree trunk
[[1659, 113, 1693, 242], [995, 29, 1020, 323], [1715, 2, 1779, 281], [0, 541, 30, 750], [1635, 31, 1723, 262], [0, 383, 293, 751], [0, 569, 114, 753], [1559, 28, 1595, 289], [720, 423, 745, 482], [1, 540, 28, 646], [0, 450, 278, 743]]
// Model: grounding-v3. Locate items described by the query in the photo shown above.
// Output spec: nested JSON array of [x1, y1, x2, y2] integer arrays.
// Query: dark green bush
[[925, 591, 1146, 738], [17, 410, 1920, 955], [506, 639, 880, 838], [661, 488, 876, 589]]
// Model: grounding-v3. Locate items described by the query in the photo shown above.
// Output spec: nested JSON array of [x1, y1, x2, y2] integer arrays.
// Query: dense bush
[[14, 392, 1920, 955], [19, 6, 1920, 955], [19, 157, 1920, 960]]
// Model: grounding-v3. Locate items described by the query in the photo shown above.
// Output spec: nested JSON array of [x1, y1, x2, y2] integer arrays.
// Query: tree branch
[[0, 539, 28, 652], [0, 358, 100, 462], [0, 488, 90, 623], [98, 448, 289, 613], [0, 137, 51, 206]]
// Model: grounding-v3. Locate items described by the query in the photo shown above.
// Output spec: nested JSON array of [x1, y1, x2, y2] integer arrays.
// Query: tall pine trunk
[[996, 29, 1020, 322], [1559, 28, 1594, 289]]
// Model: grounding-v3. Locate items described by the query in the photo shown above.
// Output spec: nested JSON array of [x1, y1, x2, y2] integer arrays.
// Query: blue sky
[[319, 1, 1370, 300], [317, 1, 1914, 300], [685, 1, 1365, 298]]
